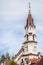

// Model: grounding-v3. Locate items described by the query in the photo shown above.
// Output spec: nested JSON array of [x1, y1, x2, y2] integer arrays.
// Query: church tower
[[22, 3, 40, 63], [14, 3, 41, 65], [23, 3, 37, 54]]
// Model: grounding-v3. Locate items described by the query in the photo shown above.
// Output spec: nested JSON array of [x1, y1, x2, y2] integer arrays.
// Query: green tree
[[1, 54, 6, 64], [6, 52, 10, 59], [9, 61, 19, 65], [0, 57, 1, 64]]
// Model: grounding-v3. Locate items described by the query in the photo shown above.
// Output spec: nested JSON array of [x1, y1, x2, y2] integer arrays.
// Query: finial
[[28, 2, 31, 14], [29, 2, 30, 9]]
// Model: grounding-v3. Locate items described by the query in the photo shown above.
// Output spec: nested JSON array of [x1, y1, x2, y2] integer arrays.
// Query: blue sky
[[0, 0, 43, 56]]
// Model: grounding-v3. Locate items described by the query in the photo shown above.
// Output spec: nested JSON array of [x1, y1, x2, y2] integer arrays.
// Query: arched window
[[21, 59, 24, 65]]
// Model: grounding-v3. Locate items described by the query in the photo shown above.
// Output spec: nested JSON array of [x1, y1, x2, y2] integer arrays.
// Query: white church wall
[[28, 43, 38, 54], [29, 55, 38, 59], [28, 36, 33, 41], [28, 27, 35, 34]]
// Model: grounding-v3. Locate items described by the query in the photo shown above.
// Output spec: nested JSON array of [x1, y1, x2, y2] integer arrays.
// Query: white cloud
[[36, 25, 43, 31], [0, 0, 43, 56], [0, 14, 25, 56], [0, 0, 28, 20], [0, 31, 22, 55]]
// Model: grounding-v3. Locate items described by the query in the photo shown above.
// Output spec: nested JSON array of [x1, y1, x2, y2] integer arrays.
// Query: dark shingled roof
[[14, 48, 24, 59]]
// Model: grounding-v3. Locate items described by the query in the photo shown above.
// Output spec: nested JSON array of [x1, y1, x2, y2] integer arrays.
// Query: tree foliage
[[6, 52, 10, 59], [0, 52, 10, 64], [0, 58, 1, 64], [1, 54, 6, 63], [9, 61, 19, 65]]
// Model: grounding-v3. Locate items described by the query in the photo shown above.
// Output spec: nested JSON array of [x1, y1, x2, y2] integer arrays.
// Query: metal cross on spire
[[28, 2, 31, 14], [29, 2, 31, 9]]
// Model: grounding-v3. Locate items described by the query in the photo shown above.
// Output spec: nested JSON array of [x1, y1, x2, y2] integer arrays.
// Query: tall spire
[[25, 3, 35, 29]]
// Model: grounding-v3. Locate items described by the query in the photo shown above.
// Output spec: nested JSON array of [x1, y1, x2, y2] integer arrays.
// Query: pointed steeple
[[25, 3, 35, 29]]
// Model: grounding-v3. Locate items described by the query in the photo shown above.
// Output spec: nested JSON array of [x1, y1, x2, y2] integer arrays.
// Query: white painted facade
[[14, 51, 23, 64], [14, 5, 40, 65], [26, 26, 35, 34]]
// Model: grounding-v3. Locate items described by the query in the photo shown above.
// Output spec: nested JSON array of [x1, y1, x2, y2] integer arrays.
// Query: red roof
[[30, 56, 43, 65], [4, 58, 10, 65], [29, 58, 41, 63]]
